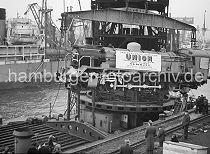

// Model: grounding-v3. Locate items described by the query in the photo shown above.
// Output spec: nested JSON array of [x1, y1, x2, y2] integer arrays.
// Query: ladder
[[173, 98, 188, 114], [173, 101, 183, 114]]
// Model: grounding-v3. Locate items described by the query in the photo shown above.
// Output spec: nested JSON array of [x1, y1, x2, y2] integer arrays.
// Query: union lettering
[[126, 53, 153, 63]]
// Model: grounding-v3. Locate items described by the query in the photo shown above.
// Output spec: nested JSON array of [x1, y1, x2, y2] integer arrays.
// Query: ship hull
[[0, 60, 65, 90]]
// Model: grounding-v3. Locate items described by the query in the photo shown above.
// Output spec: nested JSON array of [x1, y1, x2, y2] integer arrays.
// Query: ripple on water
[[0, 85, 68, 123]]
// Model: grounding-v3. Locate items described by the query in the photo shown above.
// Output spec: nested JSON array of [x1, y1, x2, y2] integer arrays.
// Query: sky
[[0, 0, 210, 39]]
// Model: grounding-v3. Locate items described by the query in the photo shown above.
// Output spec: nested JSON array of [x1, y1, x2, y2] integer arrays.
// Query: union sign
[[116, 50, 161, 72]]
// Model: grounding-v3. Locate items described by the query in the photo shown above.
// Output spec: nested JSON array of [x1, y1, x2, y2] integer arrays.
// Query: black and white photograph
[[0, 0, 210, 153]]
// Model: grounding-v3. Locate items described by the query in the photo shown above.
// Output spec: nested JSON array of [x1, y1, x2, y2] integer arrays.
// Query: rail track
[[0, 121, 89, 153], [65, 112, 187, 153], [66, 111, 209, 154], [109, 114, 210, 154], [1, 112, 209, 154]]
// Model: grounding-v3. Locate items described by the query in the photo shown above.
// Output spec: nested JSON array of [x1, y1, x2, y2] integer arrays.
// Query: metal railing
[[0, 45, 45, 63]]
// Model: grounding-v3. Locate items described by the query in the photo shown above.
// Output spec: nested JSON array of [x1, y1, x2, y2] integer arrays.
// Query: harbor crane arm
[[24, 3, 44, 29], [24, 1, 60, 33]]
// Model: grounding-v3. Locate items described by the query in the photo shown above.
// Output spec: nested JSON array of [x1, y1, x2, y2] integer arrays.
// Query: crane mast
[[24, 0, 61, 50]]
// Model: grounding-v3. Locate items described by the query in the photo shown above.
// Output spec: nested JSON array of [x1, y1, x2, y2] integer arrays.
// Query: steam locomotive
[[64, 42, 210, 103]]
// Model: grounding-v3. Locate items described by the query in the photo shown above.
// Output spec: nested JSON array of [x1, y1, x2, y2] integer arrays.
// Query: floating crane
[[59, 0, 210, 132]]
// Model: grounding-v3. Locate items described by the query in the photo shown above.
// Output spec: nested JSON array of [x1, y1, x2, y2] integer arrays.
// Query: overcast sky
[[0, 0, 210, 38]]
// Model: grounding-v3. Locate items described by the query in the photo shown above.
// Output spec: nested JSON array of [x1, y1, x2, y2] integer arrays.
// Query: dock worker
[[157, 126, 165, 147], [38, 145, 51, 154], [203, 97, 208, 115], [145, 120, 157, 154], [53, 142, 62, 154], [119, 139, 133, 154], [27, 143, 39, 154], [39, 135, 61, 154], [171, 134, 179, 143], [182, 111, 190, 140], [2, 146, 10, 154], [195, 96, 200, 114], [199, 95, 204, 114]]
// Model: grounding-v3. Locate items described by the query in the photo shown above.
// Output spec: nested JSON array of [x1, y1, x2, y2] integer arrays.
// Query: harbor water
[[0, 83, 68, 124]]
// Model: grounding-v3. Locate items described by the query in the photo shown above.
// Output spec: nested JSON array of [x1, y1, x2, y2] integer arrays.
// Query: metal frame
[[62, 9, 196, 51], [62, 9, 195, 31]]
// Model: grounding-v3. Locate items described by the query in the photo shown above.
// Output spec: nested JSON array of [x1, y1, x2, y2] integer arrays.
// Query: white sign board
[[200, 57, 209, 69], [116, 50, 161, 72]]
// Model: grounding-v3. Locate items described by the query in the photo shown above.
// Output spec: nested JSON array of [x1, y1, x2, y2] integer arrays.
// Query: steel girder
[[93, 34, 165, 39], [62, 9, 196, 31]]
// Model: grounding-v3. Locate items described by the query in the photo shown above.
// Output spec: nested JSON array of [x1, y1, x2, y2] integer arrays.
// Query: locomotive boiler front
[[71, 45, 117, 68], [71, 42, 146, 69]]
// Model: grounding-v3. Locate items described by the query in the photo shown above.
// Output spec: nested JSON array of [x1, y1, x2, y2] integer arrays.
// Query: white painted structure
[[163, 141, 208, 154]]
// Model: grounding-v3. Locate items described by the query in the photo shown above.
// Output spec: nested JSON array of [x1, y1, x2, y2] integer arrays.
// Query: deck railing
[[0, 45, 45, 63]]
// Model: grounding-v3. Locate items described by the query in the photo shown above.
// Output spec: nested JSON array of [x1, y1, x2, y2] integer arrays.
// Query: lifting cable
[[50, 81, 62, 115]]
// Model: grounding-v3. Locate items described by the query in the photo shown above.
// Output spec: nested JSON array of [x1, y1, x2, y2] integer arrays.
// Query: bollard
[[13, 127, 34, 154], [159, 113, 165, 120]]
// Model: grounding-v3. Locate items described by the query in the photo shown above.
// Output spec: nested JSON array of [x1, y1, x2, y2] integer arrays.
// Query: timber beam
[[62, 9, 196, 31]]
